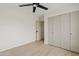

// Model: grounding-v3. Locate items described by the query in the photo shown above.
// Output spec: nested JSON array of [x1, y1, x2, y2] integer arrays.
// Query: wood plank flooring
[[0, 40, 79, 56]]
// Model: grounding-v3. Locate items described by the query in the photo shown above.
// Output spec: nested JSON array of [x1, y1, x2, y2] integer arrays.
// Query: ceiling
[[0, 3, 79, 22], [35, 3, 79, 16], [0, 3, 79, 16]]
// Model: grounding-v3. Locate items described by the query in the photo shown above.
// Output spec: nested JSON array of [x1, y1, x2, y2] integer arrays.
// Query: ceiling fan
[[19, 3, 48, 13]]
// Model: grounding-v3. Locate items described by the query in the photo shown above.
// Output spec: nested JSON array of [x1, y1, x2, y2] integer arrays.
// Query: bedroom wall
[[0, 4, 36, 51]]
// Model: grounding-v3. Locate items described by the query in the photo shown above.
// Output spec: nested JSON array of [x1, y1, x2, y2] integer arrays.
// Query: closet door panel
[[53, 16, 61, 47], [71, 11, 79, 53], [48, 16, 61, 47], [48, 13, 71, 50], [61, 13, 71, 50], [48, 17, 55, 44]]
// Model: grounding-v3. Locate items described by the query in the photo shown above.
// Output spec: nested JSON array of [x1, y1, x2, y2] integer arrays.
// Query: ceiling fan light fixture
[[33, 4, 37, 7]]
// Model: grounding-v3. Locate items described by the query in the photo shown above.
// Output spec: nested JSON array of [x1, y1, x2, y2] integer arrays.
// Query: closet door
[[53, 16, 61, 47], [48, 13, 71, 50], [48, 17, 55, 44], [71, 11, 79, 53], [48, 16, 61, 47], [61, 13, 71, 50]]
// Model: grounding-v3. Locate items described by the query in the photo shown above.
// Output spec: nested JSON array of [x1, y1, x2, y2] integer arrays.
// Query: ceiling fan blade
[[19, 4, 33, 7], [33, 7, 36, 13], [37, 4, 48, 10]]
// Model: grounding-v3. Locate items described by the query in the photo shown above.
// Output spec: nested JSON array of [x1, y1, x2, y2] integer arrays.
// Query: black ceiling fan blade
[[19, 4, 33, 7], [33, 7, 36, 13], [37, 4, 48, 10]]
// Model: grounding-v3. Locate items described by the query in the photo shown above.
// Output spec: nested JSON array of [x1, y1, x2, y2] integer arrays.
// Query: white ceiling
[[42, 3, 72, 12], [15, 3, 76, 16], [35, 3, 79, 16], [0, 3, 79, 16], [0, 3, 79, 22]]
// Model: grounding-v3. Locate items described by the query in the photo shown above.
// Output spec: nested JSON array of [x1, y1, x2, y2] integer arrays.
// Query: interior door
[[48, 17, 55, 44], [61, 13, 71, 50], [53, 15, 61, 47], [48, 16, 61, 47], [71, 11, 79, 53], [36, 21, 41, 40]]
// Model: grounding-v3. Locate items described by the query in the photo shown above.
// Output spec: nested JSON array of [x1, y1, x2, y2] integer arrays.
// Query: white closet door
[[48, 17, 55, 44], [53, 16, 61, 47], [48, 13, 71, 50], [61, 13, 71, 50], [48, 16, 61, 47], [71, 11, 79, 53]]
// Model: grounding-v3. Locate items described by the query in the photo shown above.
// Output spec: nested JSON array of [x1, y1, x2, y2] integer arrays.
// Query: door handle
[[70, 33, 72, 35], [36, 31, 38, 32]]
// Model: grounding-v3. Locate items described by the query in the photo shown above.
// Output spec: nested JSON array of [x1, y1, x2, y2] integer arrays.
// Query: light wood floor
[[0, 40, 79, 56]]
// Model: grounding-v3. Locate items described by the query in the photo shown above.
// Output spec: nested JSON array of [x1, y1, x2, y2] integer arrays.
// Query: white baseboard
[[0, 39, 35, 52]]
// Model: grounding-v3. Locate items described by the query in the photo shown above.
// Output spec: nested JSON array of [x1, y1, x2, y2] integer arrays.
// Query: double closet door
[[48, 13, 71, 50]]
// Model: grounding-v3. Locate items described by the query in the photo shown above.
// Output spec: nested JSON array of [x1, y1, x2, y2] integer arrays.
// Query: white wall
[[44, 4, 79, 44], [44, 13, 49, 44], [0, 4, 36, 51]]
